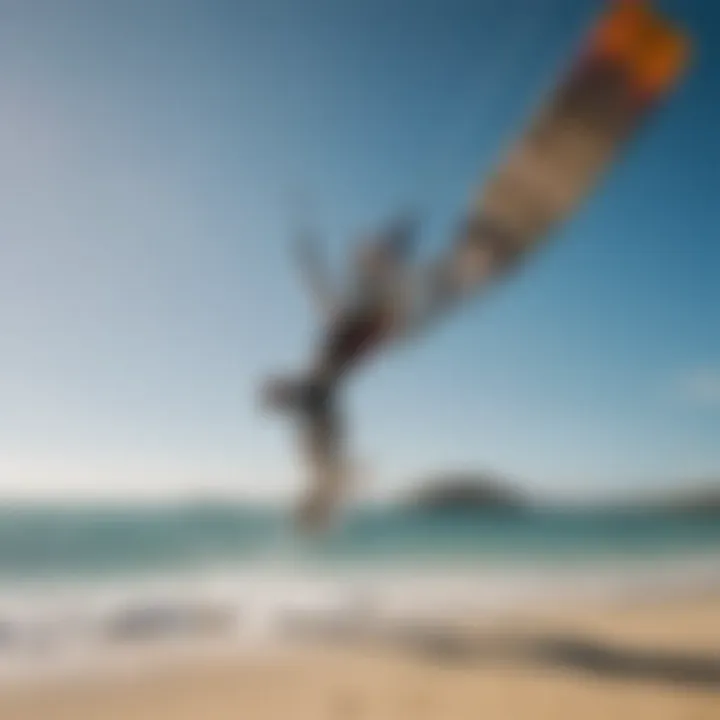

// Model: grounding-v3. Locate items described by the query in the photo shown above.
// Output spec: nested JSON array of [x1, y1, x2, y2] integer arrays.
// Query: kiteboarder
[[261, 212, 420, 530]]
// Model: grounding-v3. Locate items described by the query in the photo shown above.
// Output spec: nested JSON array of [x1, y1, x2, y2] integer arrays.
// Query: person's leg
[[294, 384, 348, 532]]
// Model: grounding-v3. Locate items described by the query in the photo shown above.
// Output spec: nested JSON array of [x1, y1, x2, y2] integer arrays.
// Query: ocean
[[0, 503, 718, 682], [3, 504, 720, 578]]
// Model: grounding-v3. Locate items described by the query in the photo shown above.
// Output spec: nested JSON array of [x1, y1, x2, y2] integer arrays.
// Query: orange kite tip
[[588, 0, 649, 62], [634, 29, 692, 96], [585, 0, 693, 94]]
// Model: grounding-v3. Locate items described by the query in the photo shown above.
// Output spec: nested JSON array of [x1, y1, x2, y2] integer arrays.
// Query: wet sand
[[1, 594, 719, 720]]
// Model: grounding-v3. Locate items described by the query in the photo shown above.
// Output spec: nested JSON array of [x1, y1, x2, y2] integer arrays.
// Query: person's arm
[[293, 230, 339, 319]]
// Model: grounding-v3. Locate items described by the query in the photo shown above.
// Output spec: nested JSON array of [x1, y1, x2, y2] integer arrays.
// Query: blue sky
[[1, 0, 718, 501]]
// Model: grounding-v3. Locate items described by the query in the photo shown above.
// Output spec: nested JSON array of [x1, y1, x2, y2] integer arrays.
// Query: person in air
[[261, 212, 420, 531]]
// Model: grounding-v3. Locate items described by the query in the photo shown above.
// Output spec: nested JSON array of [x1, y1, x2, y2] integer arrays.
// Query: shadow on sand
[[397, 626, 720, 690], [292, 619, 720, 691]]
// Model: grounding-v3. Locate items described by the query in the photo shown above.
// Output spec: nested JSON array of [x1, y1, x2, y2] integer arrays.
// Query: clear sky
[[1, 0, 718, 502]]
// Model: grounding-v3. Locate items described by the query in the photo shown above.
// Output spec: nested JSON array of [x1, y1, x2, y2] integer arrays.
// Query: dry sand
[[1, 595, 718, 720]]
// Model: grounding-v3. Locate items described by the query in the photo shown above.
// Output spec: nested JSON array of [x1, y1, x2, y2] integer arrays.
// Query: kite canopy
[[411, 0, 692, 337]]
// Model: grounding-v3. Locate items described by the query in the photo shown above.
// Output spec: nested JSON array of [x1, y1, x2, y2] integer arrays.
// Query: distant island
[[402, 472, 528, 512], [399, 474, 720, 515]]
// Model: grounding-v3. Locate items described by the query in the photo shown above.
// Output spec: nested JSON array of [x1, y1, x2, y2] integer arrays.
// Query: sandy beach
[[1, 593, 718, 720]]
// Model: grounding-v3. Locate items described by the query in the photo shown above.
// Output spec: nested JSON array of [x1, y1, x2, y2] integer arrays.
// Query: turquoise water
[[0, 503, 718, 581]]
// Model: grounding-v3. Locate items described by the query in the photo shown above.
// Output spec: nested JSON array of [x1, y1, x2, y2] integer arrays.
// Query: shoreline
[[1, 590, 719, 719], [0, 572, 718, 688]]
